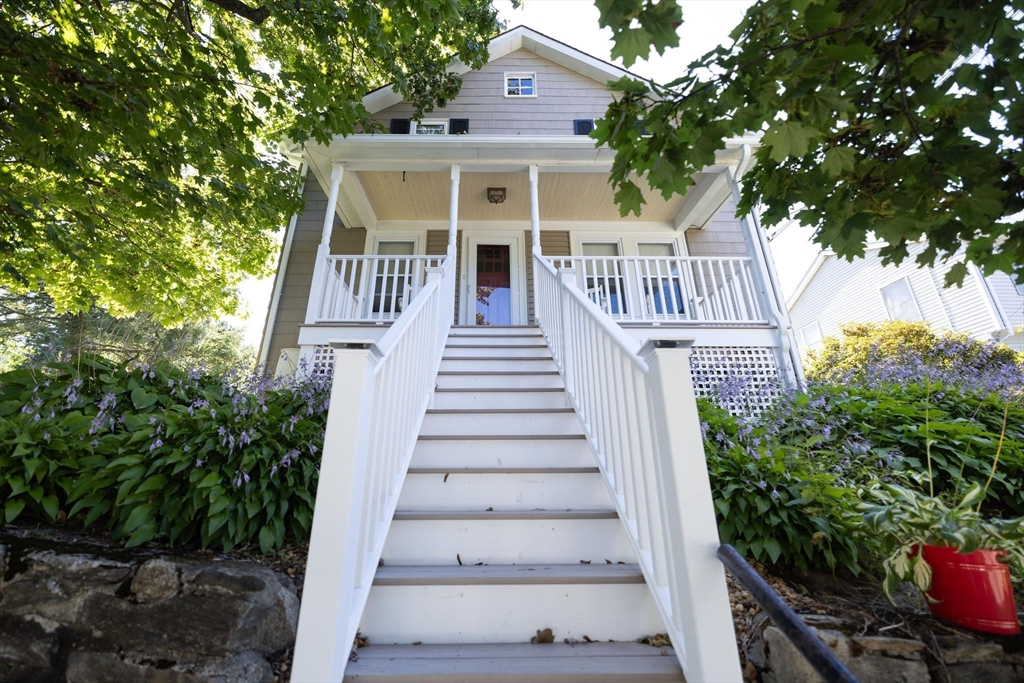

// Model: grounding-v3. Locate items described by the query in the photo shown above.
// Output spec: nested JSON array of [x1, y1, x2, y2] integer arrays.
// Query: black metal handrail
[[717, 544, 860, 683]]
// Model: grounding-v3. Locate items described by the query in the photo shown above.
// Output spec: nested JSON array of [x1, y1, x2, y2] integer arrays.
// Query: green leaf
[[762, 121, 817, 162], [131, 388, 159, 410], [41, 495, 59, 521], [5, 498, 26, 523], [135, 474, 169, 494], [821, 146, 856, 176]]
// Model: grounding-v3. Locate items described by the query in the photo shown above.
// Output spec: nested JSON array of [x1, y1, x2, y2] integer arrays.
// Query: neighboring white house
[[787, 243, 1024, 356], [263, 26, 802, 682]]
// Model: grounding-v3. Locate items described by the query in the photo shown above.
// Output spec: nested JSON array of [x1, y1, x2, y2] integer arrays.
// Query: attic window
[[412, 120, 448, 135], [505, 73, 536, 98]]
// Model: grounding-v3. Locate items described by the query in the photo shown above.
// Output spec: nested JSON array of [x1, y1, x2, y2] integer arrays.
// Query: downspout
[[257, 161, 308, 368], [730, 144, 806, 387]]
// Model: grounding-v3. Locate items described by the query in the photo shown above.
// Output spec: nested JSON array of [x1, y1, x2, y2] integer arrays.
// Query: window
[[880, 277, 922, 321], [373, 241, 416, 316], [574, 119, 595, 135], [637, 242, 683, 315], [505, 72, 536, 98], [581, 242, 627, 315], [801, 322, 824, 350], [449, 118, 470, 135], [389, 119, 410, 134], [412, 120, 447, 135]]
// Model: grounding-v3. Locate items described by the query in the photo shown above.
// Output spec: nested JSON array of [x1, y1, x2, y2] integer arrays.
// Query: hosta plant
[[858, 482, 1024, 603]]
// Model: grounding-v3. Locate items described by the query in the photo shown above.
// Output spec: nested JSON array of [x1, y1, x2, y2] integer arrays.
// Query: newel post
[[639, 338, 742, 683], [305, 163, 344, 325], [292, 340, 380, 683]]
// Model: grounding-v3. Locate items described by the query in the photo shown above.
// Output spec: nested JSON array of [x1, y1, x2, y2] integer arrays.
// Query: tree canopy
[[1, 0, 499, 323], [594, 0, 1023, 286]]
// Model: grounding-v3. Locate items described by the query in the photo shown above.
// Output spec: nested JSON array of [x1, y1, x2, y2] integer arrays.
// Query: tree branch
[[204, 0, 271, 25]]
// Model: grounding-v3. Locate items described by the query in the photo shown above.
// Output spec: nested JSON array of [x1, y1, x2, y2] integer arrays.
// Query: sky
[[228, 0, 822, 349]]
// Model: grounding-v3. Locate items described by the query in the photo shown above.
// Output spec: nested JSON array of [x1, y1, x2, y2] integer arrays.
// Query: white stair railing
[[533, 249, 742, 682], [549, 255, 767, 324], [313, 255, 446, 323], [291, 250, 456, 682]]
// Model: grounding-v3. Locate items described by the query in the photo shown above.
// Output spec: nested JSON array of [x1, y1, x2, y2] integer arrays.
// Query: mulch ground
[[4, 523, 1022, 682]]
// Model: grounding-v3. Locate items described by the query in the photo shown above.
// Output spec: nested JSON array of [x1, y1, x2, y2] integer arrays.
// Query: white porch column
[[448, 165, 460, 258], [304, 163, 345, 325], [529, 165, 541, 253]]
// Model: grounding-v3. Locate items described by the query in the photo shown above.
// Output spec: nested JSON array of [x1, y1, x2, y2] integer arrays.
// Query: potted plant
[[858, 481, 1024, 635]]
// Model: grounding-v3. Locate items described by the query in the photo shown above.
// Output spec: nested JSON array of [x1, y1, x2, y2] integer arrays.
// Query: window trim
[[634, 239, 680, 258], [373, 237, 420, 255], [410, 120, 448, 135], [504, 72, 537, 99], [879, 275, 923, 321]]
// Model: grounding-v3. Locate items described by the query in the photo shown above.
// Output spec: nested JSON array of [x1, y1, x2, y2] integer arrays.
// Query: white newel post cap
[[638, 337, 697, 361]]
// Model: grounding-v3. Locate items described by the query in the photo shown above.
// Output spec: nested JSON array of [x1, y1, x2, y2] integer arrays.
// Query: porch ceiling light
[[487, 187, 507, 204]]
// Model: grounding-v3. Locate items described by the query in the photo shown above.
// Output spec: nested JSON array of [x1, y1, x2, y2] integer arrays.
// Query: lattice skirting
[[689, 346, 781, 416], [308, 345, 335, 378]]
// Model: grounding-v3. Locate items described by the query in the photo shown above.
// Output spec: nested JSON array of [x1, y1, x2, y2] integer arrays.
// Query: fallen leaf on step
[[485, 507, 493, 511], [661, 649, 667, 656], [580, 560, 591, 564], [354, 632, 369, 649], [582, 635, 595, 643], [531, 628, 554, 644], [456, 553, 462, 565], [378, 558, 384, 567], [605, 559, 611, 564], [475, 562, 484, 566], [413, 641, 422, 646], [443, 473, 449, 482], [564, 638, 578, 646]]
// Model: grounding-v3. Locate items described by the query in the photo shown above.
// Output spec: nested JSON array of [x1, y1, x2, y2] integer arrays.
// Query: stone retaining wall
[[0, 538, 298, 683]]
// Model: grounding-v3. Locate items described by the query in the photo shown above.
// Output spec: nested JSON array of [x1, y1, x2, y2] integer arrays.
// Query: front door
[[475, 244, 512, 325]]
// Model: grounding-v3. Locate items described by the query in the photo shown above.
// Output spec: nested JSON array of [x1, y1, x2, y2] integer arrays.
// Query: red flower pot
[[921, 545, 1020, 636]]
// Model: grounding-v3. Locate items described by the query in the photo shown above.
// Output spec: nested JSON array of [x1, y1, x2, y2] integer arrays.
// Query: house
[[260, 26, 802, 682], [787, 243, 1024, 356]]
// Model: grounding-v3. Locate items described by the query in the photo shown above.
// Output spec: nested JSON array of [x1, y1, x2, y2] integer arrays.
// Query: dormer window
[[505, 72, 536, 98], [412, 120, 448, 135]]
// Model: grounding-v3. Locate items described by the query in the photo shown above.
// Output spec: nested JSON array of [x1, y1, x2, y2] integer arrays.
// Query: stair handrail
[[533, 249, 744, 682], [291, 250, 456, 682]]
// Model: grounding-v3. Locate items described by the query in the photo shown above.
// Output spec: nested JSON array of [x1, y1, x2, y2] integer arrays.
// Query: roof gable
[[362, 25, 640, 115]]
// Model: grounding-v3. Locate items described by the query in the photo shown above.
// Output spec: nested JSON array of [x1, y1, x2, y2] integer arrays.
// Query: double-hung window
[[373, 240, 416, 317], [637, 242, 684, 315], [581, 242, 627, 315]]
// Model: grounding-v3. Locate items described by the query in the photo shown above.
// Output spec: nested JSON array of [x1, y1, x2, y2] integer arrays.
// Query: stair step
[[397, 471, 609, 510], [444, 346, 551, 358], [439, 358, 558, 373], [449, 326, 541, 336], [383, 516, 633, 565], [420, 411, 581, 436], [411, 438, 594, 469], [392, 509, 618, 520], [431, 390, 568, 410], [360, 582, 665, 644], [435, 372, 563, 390], [344, 642, 684, 682], [373, 563, 644, 586]]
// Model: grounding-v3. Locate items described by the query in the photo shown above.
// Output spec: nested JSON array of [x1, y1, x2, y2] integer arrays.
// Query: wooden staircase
[[344, 326, 685, 681]]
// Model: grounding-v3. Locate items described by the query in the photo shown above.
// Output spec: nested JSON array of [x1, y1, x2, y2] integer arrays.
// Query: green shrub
[[699, 398, 862, 574], [805, 321, 1023, 394], [0, 356, 328, 552]]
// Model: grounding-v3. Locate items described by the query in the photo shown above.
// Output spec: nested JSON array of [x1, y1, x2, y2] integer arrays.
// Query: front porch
[[275, 134, 800, 386]]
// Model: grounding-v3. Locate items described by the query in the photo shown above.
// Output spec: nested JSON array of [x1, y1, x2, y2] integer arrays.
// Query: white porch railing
[[291, 251, 456, 682], [312, 255, 446, 323], [549, 256, 767, 324], [533, 250, 742, 682]]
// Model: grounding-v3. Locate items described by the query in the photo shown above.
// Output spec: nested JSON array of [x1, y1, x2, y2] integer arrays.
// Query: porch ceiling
[[357, 170, 700, 222]]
